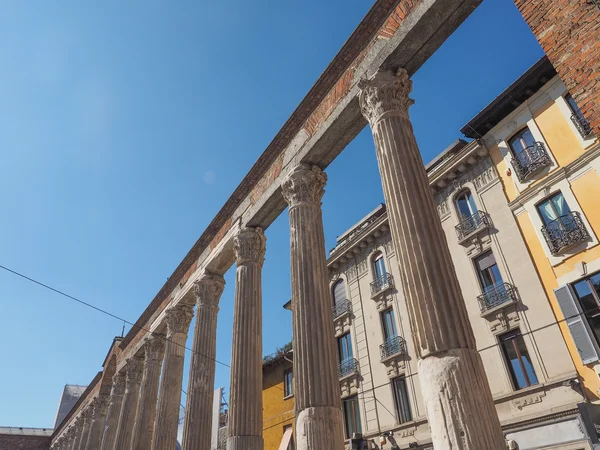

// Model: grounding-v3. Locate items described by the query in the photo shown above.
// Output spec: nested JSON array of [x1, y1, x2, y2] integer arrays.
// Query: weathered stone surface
[[359, 68, 505, 449], [83, 395, 109, 450], [151, 303, 194, 450], [99, 371, 125, 450], [228, 227, 266, 450], [131, 333, 166, 450], [76, 408, 92, 450], [0, 434, 51, 450], [113, 356, 144, 450], [181, 273, 225, 450], [282, 164, 345, 450]]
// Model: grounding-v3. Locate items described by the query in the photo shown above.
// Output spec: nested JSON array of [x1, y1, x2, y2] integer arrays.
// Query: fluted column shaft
[[114, 356, 144, 450], [181, 273, 225, 450], [84, 395, 109, 450], [99, 372, 126, 450], [227, 227, 266, 450], [151, 303, 194, 450], [71, 420, 83, 450], [282, 165, 345, 450], [131, 334, 166, 450], [359, 69, 505, 449], [77, 409, 92, 450]]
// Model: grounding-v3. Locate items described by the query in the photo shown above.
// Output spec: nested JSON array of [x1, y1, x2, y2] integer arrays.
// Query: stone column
[[77, 408, 93, 450], [71, 418, 83, 450], [281, 165, 345, 450], [181, 273, 226, 450], [227, 227, 266, 450], [131, 333, 166, 450], [113, 356, 144, 450], [99, 371, 126, 450], [151, 303, 194, 450], [84, 395, 109, 450], [358, 69, 505, 449]]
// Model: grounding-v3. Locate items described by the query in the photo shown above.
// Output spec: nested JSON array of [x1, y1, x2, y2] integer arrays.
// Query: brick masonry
[[514, 0, 600, 134], [0, 435, 50, 450]]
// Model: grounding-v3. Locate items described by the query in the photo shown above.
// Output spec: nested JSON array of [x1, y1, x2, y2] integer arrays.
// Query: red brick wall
[[0, 434, 50, 450], [514, 0, 600, 134]]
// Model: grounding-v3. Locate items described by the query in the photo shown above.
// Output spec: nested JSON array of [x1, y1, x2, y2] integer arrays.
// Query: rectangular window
[[381, 309, 398, 341], [338, 333, 353, 363], [392, 376, 412, 424], [536, 192, 571, 226], [342, 396, 362, 439], [474, 251, 503, 292], [499, 329, 538, 390], [283, 368, 293, 397], [572, 272, 600, 347]]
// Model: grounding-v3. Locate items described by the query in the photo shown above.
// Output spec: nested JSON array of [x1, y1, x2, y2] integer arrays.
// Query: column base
[[227, 435, 263, 450], [296, 406, 345, 450], [418, 347, 506, 450]]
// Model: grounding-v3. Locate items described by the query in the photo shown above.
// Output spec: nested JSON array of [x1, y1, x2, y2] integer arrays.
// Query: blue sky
[[0, 0, 543, 428]]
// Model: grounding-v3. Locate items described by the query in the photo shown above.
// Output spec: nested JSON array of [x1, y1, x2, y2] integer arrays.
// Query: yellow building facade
[[262, 351, 295, 450], [463, 56, 600, 400]]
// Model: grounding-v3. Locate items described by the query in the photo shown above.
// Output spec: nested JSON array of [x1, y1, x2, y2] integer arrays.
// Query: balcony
[[477, 282, 518, 315], [379, 336, 406, 361], [510, 142, 552, 182], [541, 211, 590, 255], [571, 112, 593, 139], [370, 273, 394, 298], [333, 299, 352, 319], [339, 358, 359, 378], [455, 211, 492, 242]]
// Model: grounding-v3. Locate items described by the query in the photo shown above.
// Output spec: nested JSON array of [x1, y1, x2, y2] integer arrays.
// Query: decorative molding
[[489, 307, 520, 335], [233, 227, 266, 266], [125, 356, 144, 386], [358, 68, 413, 126], [382, 354, 406, 378], [193, 273, 226, 309], [144, 333, 167, 362], [512, 391, 546, 411], [165, 303, 194, 336], [111, 371, 126, 396], [340, 373, 360, 397], [281, 164, 327, 209]]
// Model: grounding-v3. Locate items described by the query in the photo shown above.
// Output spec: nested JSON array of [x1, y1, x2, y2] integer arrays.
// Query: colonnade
[[51, 69, 504, 450]]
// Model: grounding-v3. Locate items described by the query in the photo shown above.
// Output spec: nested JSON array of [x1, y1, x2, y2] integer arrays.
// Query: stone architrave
[[113, 356, 145, 450], [181, 273, 226, 450], [77, 407, 93, 450], [358, 68, 505, 449], [84, 395, 109, 450], [227, 227, 266, 450], [99, 371, 126, 450], [151, 303, 194, 450], [281, 164, 345, 450], [131, 333, 166, 450]]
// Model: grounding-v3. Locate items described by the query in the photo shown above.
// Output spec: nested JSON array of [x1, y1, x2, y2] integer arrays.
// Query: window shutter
[[554, 285, 599, 364]]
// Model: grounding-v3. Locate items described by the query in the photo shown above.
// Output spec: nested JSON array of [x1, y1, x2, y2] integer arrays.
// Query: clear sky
[[0, 0, 544, 428]]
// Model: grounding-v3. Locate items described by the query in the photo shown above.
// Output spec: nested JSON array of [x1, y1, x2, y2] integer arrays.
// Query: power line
[[0, 263, 231, 369]]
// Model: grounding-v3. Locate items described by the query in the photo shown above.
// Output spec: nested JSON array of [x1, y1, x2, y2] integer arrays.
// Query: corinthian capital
[[144, 333, 167, 361], [111, 370, 126, 396], [281, 164, 327, 209], [233, 227, 266, 266], [165, 303, 195, 336], [125, 355, 144, 386], [193, 273, 225, 308], [358, 68, 414, 126]]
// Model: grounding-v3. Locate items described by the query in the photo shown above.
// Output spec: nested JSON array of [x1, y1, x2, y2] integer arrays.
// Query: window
[[332, 280, 346, 307], [565, 93, 593, 138], [565, 94, 583, 116], [342, 396, 362, 439], [499, 329, 538, 390], [338, 333, 353, 363], [381, 309, 398, 341], [537, 192, 571, 226], [455, 189, 477, 220], [281, 425, 294, 450], [572, 272, 600, 347], [283, 368, 293, 397], [392, 376, 412, 424], [508, 127, 536, 159], [474, 251, 503, 292], [373, 252, 386, 279]]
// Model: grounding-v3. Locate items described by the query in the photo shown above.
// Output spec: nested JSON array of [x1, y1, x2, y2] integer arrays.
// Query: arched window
[[455, 189, 477, 220], [332, 279, 346, 308], [372, 252, 386, 280]]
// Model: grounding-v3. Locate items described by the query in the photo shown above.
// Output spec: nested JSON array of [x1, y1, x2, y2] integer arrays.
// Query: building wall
[[262, 358, 294, 450], [513, 0, 600, 135], [0, 435, 50, 450]]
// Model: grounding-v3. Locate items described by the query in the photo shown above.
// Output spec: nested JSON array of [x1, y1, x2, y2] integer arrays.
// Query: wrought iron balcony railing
[[379, 336, 406, 360], [455, 211, 492, 241], [370, 273, 394, 297], [510, 142, 552, 182], [477, 282, 518, 313], [333, 299, 352, 319], [541, 211, 589, 255], [571, 112, 593, 139], [339, 358, 359, 378]]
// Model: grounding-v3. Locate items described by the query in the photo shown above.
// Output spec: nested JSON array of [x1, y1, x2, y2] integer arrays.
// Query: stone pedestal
[[84, 395, 109, 450], [99, 371, 126, 450], [181, 273, 225, 450], [131, 333, 166, 450], [151, 303, 194, 450], [281, 165, 345, 450], [358, 68, 505, 449], [114, 356, 144, 450], [227, 227, 266, 450], [77, 408, 92, 450]]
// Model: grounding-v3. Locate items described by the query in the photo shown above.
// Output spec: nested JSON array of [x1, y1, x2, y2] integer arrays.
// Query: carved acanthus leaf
[[125, 356, 144, 385], [233, 227, 266, 266], [165, 303, 195, 336], [358, 68, 414, 126], [144, 333, 167, 361], [193, 273, 226, 308], [111, 371, 126, 396], [281, 164, 327, 208]]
